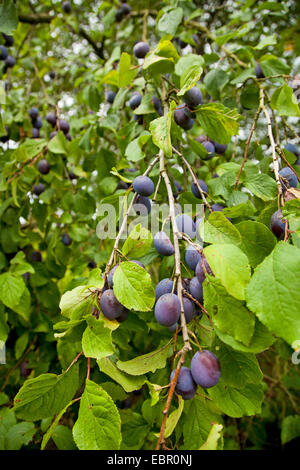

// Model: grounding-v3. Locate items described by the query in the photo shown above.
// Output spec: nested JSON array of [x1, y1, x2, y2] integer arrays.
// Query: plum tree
[[155, 278, 175, 299], [133, 175, 154, 196], [174, 106, 194, 130], [133, 42, 150, 59], [38, 159, 50, 175], [279, 167, 298, 191], [270, 209, 286, 239], [191, 179, 208, 199], [100, 289, 126, 320], [188, 277, 203, 303], [62, 234, 72, 246], [185, 246, 201, 271], [129, 92, 142, 110], [190, 350, 221, 388], [175, 214, 196, 238], [170, 367, 197, 400], [154, 293, 181, 327], [195, 256, 213, 283], [154, 231, 175, 256], [183, 86, 202, 109]]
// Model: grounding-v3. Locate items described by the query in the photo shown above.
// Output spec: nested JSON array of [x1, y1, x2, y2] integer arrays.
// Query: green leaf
[[41, 399, 76, 450], [82, 316, 115, 360], [271, 84, 300, 117], [0, 273, 26, 311], [177, 65, 203, 96], [197, 103, 241, 145], [0, 0, 18, 34], [236, 220, 276, 267], [157, 7, 183, 36], [208, 381, 264, 418], [183, 397, 222, 450], [204, 244, 251, 300], [255, 34, 277, 50], [260, 55, 290, 77], [204, 278, 255, 346], [244, 173, 277, 201], [134, 94, 156, 115], [48, 131, 68, 154], [13, 365, 79, 421], [175, 54, 205, 77], [97, 357, 146, 392], [113, 261, 155, 312], [199, 423, 223, 450], [150, 111, 172, 157], [122, 224, 153, 258], [125, 132, 151, 162], [117, 340, 172, 375], [118, 53, 138, 88], [73, 380, 121, 450], [281, 415, 300, 445], [52, 425, 77, 450], [203, 68, 230, 100], [204, 212, 242, 246], [246, 242, 300, 346], [164, 396, 184, 438], [59, 286, 96, 320], [5, 422, 35, 450]]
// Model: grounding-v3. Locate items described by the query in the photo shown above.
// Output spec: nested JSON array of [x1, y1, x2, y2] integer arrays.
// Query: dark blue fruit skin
[[129, 93, 142, 110], [190, 350, 221, 388], [211, 203, 225, 212], [131, 260, 145, 269], [115, 9, 124, 22], [152, 96, 163, 116], [2, 34, 14, 47], [133, 195, 151, 214], [202, 141, 215, 159], [62, 234, 72, 246], [185, 246, 201, 271], [189, 277, 203, 303], [175, 214, 196, 239], [33, 183, 45, 195], [117, 180, 130, 190], [183, 106, 196, 120], [0, 46, 8, 60], [108, 264, 120, 288], [213, 141, 228, 154], [106, 90, 116, 104], [183, 297, 195, 323], [50, 131, 57, 139], [133, 175, 154, 196], [29, 107, 39, 120], [173, 180, 183, 198], [30, 251, 42, 262], [183, 86, 202, 109], [195, 257, 213, 283], [38, 159, 50, 175], [59, 119, 70, 134], [191, 179, 208, 199], [100, 289, 125, 320], [154, 231, 175, 256], [120, 3, 132, 15], [62, 1, 72, 13], [46, 112, 57, 127], [155, 278, 175, 299], [270, 209, 286, 239], [285, 143, 300, 157], [279, 167, 298, 191], [32, 128, 40, 138], [4, 55, 16, 68], [32, 117, 43, 129], [171, 367, 197, 400], [116, 308, 129, 323], [133, 42, 150, 59], [174, 107, 194, 130], [154, 293, 181, 327], [255, 63, 265, 79]]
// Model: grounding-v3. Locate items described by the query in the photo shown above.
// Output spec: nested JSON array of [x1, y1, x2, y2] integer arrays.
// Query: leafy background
[[0, 0, 300, 451]]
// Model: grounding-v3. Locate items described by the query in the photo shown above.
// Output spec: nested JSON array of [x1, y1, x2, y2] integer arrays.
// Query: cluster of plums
[[171, 349, 221, 400], [0, 33, 16, 72], [28, 107, 43, 139]]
